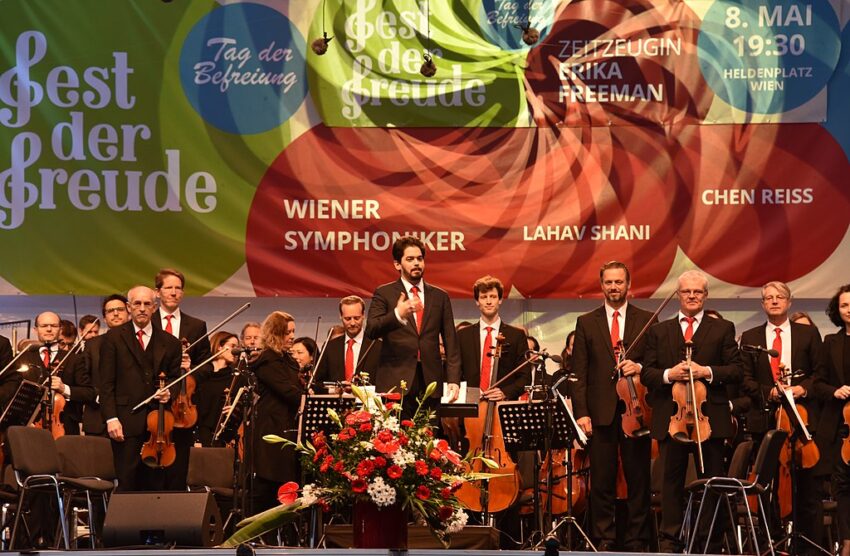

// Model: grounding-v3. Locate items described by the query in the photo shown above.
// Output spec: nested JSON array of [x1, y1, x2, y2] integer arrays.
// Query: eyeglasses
[[678, 289, 706, 297], [762, 295, 788, 302]]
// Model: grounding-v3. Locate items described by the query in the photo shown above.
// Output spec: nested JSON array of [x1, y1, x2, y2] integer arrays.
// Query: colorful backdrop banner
[[0, 0, 848, 299]]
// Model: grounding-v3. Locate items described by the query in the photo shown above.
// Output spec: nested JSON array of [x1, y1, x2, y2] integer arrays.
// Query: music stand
[[771, 388, 829, 556], [499, 395, 594, 552], [0, 380, 46, 428], [297, 395, 357, 445]]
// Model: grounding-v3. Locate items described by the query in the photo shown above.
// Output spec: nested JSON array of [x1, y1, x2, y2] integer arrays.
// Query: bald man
[[99, 286, 181, 491]]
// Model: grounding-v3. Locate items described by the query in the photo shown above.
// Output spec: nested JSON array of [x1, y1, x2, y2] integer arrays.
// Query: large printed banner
[[0, 0, 849, 299]]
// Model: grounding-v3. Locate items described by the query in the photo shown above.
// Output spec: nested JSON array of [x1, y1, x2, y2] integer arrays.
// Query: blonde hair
[[261, 311, 294, 354]]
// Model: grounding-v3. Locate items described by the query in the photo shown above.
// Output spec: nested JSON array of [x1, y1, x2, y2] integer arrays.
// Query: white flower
[[391, 448, 416, 468], [367, 476, 397, 507], [382, 416, 400, 433], [301, 484, 319, 506], [445, 508, 468, 534]]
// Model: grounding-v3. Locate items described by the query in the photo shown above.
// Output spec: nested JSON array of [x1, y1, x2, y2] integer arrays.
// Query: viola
[[614, 341, 651, 438], [456, 333, 521, 513], [172, 338, 198, 429], [141, 372, 177, 469], [668, 341, 711, 472]]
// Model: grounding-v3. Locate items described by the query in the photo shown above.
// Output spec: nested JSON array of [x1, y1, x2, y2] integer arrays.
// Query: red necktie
[[410, 286, 424, 333], [480, 326, 493, 391], [137, 329, 146, 350], [771, 328, 782, 381], [683, 317, 695, 342], [42, 348, 51, 368], [610, 310, 620, 349], [345, 338, 355, 381], [164, 314, 174, 336]]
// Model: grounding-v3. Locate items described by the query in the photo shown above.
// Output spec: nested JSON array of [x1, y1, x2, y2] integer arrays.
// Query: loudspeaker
[[102, 491, 223, 547]]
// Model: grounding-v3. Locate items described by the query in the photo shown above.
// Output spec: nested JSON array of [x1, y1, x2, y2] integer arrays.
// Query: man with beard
[[366, 235, 460, 416], [314, 295, 382, 389], [571, 261, 655, 552]]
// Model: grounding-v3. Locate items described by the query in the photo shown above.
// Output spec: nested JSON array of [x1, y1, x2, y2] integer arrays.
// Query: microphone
[[526, 349, 563, 365], [231, 346, 262, 356], [741, 344, 779, 358]]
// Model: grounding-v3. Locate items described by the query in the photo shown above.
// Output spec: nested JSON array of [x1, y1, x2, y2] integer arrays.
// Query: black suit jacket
[[153, 309, 213, 381], [642, 315, 743, 440], [740, 322, 822, 434], [76, 334, 107, 434], [365, 279, 461, 395], [0, 335, 16, 408], [99, 322, 182, 437], [313, 335, 382, 388], [457, 321, 529, 401], [571, 304, 656, 427]]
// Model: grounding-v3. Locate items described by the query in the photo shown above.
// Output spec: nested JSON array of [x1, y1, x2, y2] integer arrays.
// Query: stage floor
[[1, 550, 717, 555]]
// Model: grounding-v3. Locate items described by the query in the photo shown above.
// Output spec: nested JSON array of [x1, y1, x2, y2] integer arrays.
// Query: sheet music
[[441, 381, 468, 404], [555, 389, 588, 447], [781, 386, 812, 442]]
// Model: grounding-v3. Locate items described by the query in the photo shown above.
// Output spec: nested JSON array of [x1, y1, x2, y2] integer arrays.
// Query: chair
[[5, 426, 70, 549], [186, 447, 235, 530], [55, 434, 118, 547], [683, 431, 786, 555]]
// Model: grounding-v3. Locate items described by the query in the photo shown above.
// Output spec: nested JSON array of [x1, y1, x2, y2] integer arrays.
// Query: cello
[[456, 333, 521, 513], [141, 372, 177, 468], [614, 340, 652, 437], [668, 340, 711, 473]]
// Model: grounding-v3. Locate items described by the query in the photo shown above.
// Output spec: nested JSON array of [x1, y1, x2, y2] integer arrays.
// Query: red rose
[[377, 430, 394, 442], [351, 478, 368, 493], [429, 467, 442, 480], [398, 433, 409, 446], [435, 439, 449, 453], [356, 459, 375, 477], [374, 437, 401, 455], [440, 487, 452, 499], [387, 465, 403, 479], [337, 428, 353, 441], [359, 422, 373, 433], [373, 456, 387, 468], [401, 419, 414, 428], [438, 506, 454, 521], [276, 481, 299, 505], [415, 485, 431, 500], [346, 410, 372, 425], [415, 460, 429, 476]]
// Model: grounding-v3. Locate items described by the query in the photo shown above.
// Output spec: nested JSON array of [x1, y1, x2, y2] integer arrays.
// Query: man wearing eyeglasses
[[100, 286, 181, 491], [642, 270, 743, 552], [740, 281, 825, 552]]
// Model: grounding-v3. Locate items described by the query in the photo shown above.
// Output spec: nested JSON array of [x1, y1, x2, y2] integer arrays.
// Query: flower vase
[[352, 499, 408, 549]]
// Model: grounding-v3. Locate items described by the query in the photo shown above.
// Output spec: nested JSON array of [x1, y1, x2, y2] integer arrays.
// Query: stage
[[0, 550, 711, 556]]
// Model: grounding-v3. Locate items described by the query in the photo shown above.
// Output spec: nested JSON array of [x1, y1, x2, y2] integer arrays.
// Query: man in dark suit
[[572, 261, 655, 552], [642, 270, 743, 552], [153, 268, 213, 490], [0, 334, 13, 407], [100, 286, 181, 492], [366, 236, 461, 414], [314, 295, 382, 389], [741, 281, 825, 553], [76, 294, 130, 436], [46, 319, 95, 435]]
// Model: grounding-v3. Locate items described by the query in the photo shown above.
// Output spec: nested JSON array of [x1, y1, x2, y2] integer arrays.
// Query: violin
[[141, 372, 176, 468], [171, 338, 198, 429], [456, 333, 521, 513], [842, 401, 850, 466], [668, 340, 711, 473], [614, 340, 651, 438]]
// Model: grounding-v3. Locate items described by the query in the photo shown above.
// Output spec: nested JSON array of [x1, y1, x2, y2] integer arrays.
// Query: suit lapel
[[667, 317, 685, 361], [418, 283, 434, 335], [121, 324, 146, 369], [690, 314, 712, 358], [151, 327, 165, 375], [593, 308, 616, 362]]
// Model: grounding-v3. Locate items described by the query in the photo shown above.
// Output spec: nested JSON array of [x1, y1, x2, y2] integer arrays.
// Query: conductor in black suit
[[100, 286, 181, 492], [366, 236, 461, 413], [153, 268, 213, 490], [571, 261, 655, 552], [643, 270, 743, 552], [314, 295, 382, 389]]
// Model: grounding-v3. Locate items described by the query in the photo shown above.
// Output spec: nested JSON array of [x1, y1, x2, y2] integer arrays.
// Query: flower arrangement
[[222, 382, 496, 547]]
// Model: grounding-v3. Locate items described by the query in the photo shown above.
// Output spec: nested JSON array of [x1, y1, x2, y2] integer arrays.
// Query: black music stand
[[297, 394, 357, 445], [771, 389, 829, 556], [499, 395, 594, 552], [1, 380, 46, 428]]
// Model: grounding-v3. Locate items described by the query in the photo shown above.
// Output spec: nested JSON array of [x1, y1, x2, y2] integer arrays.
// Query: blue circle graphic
[[477, 0, 558, 51], [179, 3, 308, 134], [697, 0, 840, 115]]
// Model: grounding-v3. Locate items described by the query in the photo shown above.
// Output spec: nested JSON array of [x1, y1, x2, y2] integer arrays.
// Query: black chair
[[186, 447, 235, 530], [55, 434, 118, 547], [6, 426, 70, 549], [683, 430, 786, 555]]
